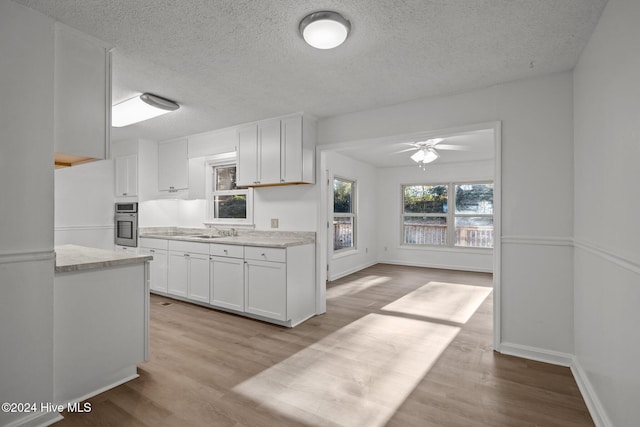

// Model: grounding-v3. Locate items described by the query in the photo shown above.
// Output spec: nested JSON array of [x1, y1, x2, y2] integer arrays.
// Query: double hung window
[[333, 177, 356, 252], [207, 158, 252, 224], [402, 182, 494, 248]]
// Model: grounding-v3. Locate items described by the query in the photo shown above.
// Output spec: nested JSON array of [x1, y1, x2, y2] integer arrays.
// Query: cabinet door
[[167, 252, 189, 297], [281, 116, 303, 183], [245, 259, 287, 321], [237, 125, 258, 186], [259, 120, 281, 184], [188, 254, 210, 303], [115, 154, 138, 196], [141, 248, 168, 293], [54, 24, 110, 160], [210, 256, 244, 311], [158, 139, 188, 191]]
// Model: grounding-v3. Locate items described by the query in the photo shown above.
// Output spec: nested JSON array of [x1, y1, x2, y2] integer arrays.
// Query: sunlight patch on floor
[[382, 282, 492, 324], [233, 313, 460, 426], [326, 275, 391, 299]]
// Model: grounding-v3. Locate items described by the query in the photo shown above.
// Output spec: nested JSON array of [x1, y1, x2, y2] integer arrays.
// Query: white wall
[[318, 71, 575, 359], [572, 0, 640, 425], [0, 1, 59, 426], [325, 151, 378, 280], [55, 159, 115, 249], [376, 159, 494, 272], [253, 185, 317, 231]]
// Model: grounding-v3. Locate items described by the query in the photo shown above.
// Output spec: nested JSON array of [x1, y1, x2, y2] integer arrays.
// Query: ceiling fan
[[396, 138, 467, 169]]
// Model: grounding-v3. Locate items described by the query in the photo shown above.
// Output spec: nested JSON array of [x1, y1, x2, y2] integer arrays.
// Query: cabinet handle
[[223, 249, 228, 254], [123, 192, 127, 196], [261, 253, 266, 257], [150, 249, 155, 253], [184, 253, 190, 257]]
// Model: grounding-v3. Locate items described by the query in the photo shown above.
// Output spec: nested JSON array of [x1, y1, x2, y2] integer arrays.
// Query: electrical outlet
[[271, 218, 279, 228]]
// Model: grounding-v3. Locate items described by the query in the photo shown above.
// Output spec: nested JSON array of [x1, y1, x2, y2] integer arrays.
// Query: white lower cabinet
[[244, 259, 286, 321], [167, 252, 209, 301], [139, 247, 168, 293], [150, 239, 315, 327], [167, 252, 189, 297], [210, 256, 244, 311], [166, 241, 210, 302], [188, 253, 210, 303]]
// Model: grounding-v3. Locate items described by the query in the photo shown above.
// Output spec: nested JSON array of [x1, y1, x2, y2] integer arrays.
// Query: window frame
[[332, 176, 357, 254], [401, 182, 449, 246], [205, 154, 253, 225], [400, 180, 494, 249], [453, 182, 494, 248]]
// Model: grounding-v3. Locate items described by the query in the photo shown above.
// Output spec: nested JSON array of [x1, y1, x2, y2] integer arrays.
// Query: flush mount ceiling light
[[299, 11, 351, 49], [112, 93, 180, 127]]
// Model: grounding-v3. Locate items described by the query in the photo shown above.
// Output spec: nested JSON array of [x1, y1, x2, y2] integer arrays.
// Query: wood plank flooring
[[58, 264, 594, 426]]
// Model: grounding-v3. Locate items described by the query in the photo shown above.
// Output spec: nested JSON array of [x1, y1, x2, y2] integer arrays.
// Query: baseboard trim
[[3, 410, 63, 427], [56, 370, 139, 408], [498, 342, 573, 367], [571, 358, 612, 427], [328, 261, 377, 281], [378, 259, 493, 273]]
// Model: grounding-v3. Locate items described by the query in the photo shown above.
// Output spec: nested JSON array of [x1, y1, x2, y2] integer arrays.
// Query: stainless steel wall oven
[[115, 202, 138, 247]]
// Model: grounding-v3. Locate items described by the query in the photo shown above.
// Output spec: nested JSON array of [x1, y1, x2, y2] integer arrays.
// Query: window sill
[[333, 248, 358, 259]]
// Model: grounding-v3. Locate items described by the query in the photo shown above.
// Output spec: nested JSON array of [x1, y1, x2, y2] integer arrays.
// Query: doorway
[[316, 121, 502, 348]]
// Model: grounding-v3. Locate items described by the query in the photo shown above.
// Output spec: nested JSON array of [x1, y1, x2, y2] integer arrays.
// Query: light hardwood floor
[[58, 264, 593, 426]]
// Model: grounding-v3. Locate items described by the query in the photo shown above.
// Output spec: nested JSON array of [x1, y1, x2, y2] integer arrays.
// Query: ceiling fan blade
[[433, 144, 470, 151], [394, 147, 419, 154]]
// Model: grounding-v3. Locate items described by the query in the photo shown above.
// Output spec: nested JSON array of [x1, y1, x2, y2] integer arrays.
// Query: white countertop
[[55, 244, 152, 273], [139, 228, 315, 248]]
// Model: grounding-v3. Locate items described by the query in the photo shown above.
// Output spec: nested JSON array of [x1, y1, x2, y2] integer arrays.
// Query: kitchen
[[2, 1, 639, 427]]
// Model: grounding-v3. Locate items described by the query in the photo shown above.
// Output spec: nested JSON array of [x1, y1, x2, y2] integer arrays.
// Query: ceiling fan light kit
[[407, 138, 444, 169], [299, 11, 351, 49]]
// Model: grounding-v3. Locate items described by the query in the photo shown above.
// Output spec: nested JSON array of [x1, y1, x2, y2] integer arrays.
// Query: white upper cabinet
[[158, 138, 188, 191], [237, 125, 259, 186], [258, 119, 282, 184], [111, 139, 159, 201], [237, 114, 315, 187], [115, 154, 138, 197], [54, 23, 111, 160]]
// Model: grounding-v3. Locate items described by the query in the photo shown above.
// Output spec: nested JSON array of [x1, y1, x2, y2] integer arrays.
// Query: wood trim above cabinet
[[54, 152, 100, 169]]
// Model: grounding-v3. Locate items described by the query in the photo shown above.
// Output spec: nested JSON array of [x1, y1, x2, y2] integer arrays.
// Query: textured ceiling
[[16, 0, 606, 144]]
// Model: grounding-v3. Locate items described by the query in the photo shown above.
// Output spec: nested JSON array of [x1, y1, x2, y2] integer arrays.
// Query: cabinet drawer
[[168, 240, 209, 255], [139, 238, 168, 250], [210, 244, 243, 258], [244, 246, 286, 263]]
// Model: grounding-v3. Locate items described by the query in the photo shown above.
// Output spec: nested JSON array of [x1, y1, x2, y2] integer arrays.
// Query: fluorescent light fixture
[[112, 93, 179, 127], [300, 11, 351, 49]]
